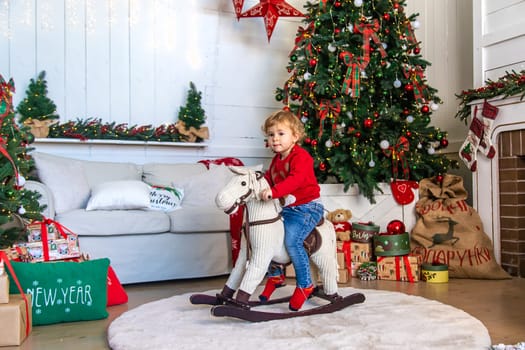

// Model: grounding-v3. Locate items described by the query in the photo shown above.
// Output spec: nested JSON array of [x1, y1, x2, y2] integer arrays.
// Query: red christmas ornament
[[421, 105, 430, 114], [334, 1, 342, 8], [355, 131, 361, 138], [406, 130, 412, 137], [403, 108, 410, 116], [413, 47, 421, 55], [304, 137, 311, 144], [309, 58, 318, 67], [440, 138, 449, 148], [334, 28, 341, 35], [319, 162, 326, 171], [239, 0, 305, 42], [311, 139, 318, 147], [363, 118, 373, 129], [436, 174, 444, 183], [334, 140, 341, 147], [386, 219, 406, 235], [373, 111, 380, 119], [404, 83, 414, 92], [383, 13, 390, 21]]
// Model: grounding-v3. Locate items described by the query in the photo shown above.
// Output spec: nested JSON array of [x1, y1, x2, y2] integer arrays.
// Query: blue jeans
[[270, 201, 324, 288]]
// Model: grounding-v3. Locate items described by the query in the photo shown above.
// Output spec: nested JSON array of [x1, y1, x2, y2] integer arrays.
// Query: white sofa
[[26, 152, 242, 284]]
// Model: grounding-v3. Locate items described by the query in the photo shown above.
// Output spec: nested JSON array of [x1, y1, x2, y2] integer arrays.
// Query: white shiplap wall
[[473, 0, 525, 84], [0, 0, 472, 164]]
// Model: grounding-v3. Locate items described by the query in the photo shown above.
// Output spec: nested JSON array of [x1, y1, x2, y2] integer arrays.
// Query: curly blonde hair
[[262, 109, 305, 142]]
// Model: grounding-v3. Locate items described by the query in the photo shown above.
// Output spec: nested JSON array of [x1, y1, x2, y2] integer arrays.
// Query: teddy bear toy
[[326, 209, 352, 241]]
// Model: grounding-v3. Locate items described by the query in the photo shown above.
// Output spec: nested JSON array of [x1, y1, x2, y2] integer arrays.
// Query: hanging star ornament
[[232, 0, 245, 19], [240, 0, 305, 42]]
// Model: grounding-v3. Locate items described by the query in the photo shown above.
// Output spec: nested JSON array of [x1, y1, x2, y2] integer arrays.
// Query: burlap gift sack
[[410, 174, 510, 279]]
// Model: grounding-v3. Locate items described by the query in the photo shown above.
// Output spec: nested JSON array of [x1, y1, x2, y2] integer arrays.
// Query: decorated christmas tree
[[275, 0, 457, 202], [177, 82, 206, 129], [16, 71, 59, 123], [0, 74, 43, 248]]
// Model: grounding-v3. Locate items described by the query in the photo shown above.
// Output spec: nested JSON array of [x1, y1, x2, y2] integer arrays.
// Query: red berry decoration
[[386, 220, 406, 235]]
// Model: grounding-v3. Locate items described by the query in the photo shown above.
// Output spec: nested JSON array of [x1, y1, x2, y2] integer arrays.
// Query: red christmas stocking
[[478, 100, 499, 159], [459, 106, 484, 172]]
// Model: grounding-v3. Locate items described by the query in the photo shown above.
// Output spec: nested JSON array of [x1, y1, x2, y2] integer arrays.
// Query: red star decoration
[[232, 0, 245, 19], [240, 0, 305, 42]]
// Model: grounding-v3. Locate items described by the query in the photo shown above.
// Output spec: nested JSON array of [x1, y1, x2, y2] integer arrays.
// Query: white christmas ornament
[[393, 79, 402, 88], [303, 72, 312, 80], [406, 115, 414, 123], [301, 116, 308, 123], [325, 140, 333, 148], [412, 20, 420, 29], [427, 147, 435, 155], [18, 206, 26, 215], [328, 43, 337, 52], [380, 140, 390, 150], [346, 111, 353, 119], [354, 0, 363, 7], [430, 102, 439, 111], [17, 175, 26, 186]]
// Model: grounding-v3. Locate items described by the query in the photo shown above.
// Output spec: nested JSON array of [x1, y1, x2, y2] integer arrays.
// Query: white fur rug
[[108, 286, 491, 350]]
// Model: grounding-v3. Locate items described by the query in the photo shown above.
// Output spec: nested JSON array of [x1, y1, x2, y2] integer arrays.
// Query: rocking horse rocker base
[[210, 288, 365, 322], [190, 287, 365, 322]]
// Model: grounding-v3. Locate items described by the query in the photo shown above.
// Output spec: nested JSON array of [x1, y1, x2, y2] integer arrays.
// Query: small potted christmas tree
[[175, 82, 209, 142], [17, 70, 59, 138]]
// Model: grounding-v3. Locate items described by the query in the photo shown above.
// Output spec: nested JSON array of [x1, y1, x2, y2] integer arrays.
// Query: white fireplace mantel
[[472, 94, 525, 263]]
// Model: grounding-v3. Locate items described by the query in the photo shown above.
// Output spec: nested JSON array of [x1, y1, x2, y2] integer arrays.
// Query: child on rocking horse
[[259, 109, 325, 311]]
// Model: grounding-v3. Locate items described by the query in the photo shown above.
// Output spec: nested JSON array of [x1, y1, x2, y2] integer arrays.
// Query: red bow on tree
[[383, 136, 410, 179], [355, 19, 387, 67], [318, 99, 341, 138]]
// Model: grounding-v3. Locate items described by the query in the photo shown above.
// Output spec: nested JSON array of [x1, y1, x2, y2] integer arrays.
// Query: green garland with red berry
[[455, 70, 525, 123]]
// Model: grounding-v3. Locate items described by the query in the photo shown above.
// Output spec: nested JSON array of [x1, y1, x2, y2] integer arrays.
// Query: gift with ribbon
[[376, 254, 421, 282], [18, 217, 81, 262], [0, 251, 32, 346]]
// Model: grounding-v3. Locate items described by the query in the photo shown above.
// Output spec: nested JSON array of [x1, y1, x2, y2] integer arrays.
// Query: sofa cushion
[[56, 209, 170, 236], [173, 164, 235, 208], [86, 180, 152, 211], [82, 160, 143, 188], [142, 163, 207, 187], [32, 152, 91, 214], [168, 206, 229, 232]]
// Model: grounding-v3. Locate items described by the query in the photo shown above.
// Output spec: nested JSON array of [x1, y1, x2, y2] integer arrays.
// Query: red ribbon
[[0, 136, 19, 186], [289, 23, 314, 57], [0, 251, 31, 338], [404, 21, 418, 45], [340, 51, 365, 97], [355, 19, 387, 67], [383, 136, 410, 179], [337, 242, 353, 275], [318, 99, 341, 138]]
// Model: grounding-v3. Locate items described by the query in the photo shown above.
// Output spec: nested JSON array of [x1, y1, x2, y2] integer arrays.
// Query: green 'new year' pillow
[[7, 258, 110, 325]]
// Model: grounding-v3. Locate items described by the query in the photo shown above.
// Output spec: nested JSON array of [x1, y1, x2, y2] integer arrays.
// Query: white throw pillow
[[86, 180, 152, 211], [32, 152, 91, 214], [149, 186, 184, 212]]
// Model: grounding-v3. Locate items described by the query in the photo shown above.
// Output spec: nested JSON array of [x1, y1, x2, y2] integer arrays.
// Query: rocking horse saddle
[[303, 218, 324, 256]]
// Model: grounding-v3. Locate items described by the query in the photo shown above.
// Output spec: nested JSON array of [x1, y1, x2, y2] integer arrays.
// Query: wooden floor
[[10, 275, 525, 350]]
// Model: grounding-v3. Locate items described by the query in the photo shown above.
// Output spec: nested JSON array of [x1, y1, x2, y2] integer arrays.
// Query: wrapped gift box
[[337, 241, 372, 276], [377, 254, 421, 282], [0, 273, 8, 304], [0, 294, 32, 346], [15, 236, 80, 263]]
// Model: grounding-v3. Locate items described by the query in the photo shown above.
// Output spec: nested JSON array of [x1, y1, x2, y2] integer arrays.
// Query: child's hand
[[260, 189, 273, 201]]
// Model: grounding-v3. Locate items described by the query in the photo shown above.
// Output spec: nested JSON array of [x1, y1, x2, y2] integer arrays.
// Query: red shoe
[[289, 285, 314, 311], [259, 274, 286, 303]]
